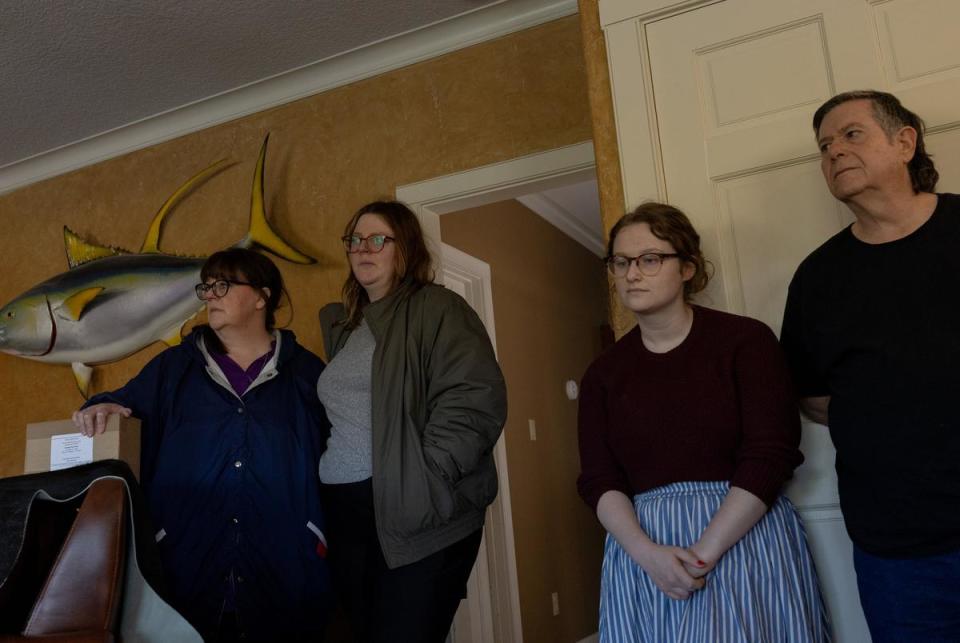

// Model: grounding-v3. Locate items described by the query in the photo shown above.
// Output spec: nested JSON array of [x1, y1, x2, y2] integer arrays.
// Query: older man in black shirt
[[781, 90, 960, 642]]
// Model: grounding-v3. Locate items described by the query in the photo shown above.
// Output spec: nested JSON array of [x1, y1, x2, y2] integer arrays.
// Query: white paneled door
[[603, 0, 960, 640]]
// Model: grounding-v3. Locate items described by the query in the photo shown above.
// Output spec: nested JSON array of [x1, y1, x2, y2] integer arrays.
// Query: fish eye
[[5, 311, 13, 318]]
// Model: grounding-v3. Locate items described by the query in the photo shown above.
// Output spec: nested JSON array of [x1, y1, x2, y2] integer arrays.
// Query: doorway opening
[[398, 141, 610, 643]]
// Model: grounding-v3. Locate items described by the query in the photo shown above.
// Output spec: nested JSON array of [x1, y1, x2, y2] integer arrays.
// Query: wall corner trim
[[0, 0, 577, 196]]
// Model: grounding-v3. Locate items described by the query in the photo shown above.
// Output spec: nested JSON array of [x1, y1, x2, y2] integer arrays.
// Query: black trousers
[[321, 478, 483, 643]]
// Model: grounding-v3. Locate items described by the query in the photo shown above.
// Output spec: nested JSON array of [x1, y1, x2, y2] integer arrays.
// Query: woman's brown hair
[[607, 201, 712, 300], [341, 200, 434, 329]]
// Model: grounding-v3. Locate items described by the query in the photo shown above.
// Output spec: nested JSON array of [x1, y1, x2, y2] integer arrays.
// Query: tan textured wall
[[578, 0, 625, 230], [0, 15, 592, 478], [577, 0, 636, 335], [441, 200, 607, 643]]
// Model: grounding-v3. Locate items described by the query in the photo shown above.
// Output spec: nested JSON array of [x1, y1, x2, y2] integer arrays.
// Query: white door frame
[[439, 243, 498, 643], [598, 0, 715, 209], [396, 140, 597, 643]]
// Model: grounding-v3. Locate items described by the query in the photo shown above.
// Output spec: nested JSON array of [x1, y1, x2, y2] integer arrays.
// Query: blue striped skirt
[[600, 481, 831, 643]]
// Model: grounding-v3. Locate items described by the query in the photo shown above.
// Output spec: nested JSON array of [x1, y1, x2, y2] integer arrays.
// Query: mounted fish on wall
[[0, 135, 314, 397]]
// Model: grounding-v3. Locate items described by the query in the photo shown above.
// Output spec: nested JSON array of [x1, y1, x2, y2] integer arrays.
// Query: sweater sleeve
[[729, 322, 804, 505], [576, 363, 631, 513]]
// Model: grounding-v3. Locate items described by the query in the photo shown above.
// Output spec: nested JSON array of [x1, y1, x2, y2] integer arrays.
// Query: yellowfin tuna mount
[[0, 135, 314, 397]]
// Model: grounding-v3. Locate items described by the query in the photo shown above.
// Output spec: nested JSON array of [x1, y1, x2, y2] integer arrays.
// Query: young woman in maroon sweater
[[577, 202, 829, 642]]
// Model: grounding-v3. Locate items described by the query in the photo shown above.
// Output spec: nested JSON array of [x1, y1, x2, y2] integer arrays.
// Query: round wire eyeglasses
[[605, 253, 681, 278]]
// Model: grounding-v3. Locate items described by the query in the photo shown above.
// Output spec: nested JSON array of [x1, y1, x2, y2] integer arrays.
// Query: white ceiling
[[1, 0, 603, 252], [0, 0, 505, 168]]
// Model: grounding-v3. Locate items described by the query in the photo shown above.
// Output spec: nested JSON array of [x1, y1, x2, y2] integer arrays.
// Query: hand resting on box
[[73, 403, 132, 437]]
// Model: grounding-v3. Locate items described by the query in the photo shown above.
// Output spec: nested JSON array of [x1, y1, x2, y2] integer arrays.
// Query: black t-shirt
[[781, 193, 960, 557]]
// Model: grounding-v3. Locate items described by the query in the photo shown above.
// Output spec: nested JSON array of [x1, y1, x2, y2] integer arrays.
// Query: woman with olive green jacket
[[318, 200, 506, 643]]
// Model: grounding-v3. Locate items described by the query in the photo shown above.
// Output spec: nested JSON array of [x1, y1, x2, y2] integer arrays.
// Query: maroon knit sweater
[[577, 305, 802, 512]]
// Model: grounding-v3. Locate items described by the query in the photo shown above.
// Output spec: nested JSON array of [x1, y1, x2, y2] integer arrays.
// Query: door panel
[[646, 0, 881, 319], [714, 162, 849, 330], [645, 0, 960, 367], [875, 0, 960, 86], [928, 128, 960, 187]]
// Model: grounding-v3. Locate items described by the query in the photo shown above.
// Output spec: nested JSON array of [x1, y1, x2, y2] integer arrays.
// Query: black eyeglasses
[[606, 253, 681, 278], [342, 233, 395, 253], [194, 279, 255, 300]]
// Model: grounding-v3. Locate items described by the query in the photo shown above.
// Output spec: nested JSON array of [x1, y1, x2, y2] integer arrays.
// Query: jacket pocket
[[452, 455, 498, 513], [421, 455, 457, 525]]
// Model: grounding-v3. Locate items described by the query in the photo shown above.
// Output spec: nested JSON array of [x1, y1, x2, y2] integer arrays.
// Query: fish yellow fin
[[240, 134, 316, 264], [58, 287, 105, 322], [162, 326, 184, 346], [72, 362, 94, 399], [161, 309, 200, 346], [141, 158, 230, 253], [63, 227, 126, 269]]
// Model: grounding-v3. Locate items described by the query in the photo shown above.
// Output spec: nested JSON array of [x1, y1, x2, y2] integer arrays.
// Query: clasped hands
[[635, 543, 715, 601]]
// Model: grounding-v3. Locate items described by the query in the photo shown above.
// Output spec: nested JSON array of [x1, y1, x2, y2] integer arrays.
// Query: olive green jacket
[[320, 282, 507, 568]]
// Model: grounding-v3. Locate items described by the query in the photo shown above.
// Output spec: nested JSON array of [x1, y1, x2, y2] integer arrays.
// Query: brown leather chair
[[0, 478, 127, 642]]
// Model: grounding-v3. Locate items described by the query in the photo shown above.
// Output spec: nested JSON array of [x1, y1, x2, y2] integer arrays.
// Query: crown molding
[[0, 0, 577, 196]]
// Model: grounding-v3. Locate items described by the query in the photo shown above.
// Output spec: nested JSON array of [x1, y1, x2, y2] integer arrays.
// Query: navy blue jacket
[[87, 328, 331, 640]]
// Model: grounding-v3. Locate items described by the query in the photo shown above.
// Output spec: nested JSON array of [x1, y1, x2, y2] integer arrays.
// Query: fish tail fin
[[141, 158, 231, 253], [240, 134, 316, 265]]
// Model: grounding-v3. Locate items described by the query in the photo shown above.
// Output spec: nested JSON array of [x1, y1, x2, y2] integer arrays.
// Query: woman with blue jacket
[[74, 248, 331, 642]]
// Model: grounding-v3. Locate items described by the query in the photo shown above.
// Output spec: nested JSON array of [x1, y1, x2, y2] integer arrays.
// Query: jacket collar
[[193, 328, 287, 398], [362, 278, 423, 337], [321, 279, 430, 358], [186, 326, 295, 367]]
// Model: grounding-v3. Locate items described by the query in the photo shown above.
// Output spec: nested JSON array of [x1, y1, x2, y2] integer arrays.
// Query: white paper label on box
[[49, 433, 94, 471]]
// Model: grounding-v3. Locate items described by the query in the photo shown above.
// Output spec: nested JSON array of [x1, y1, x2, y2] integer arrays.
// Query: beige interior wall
[[0, 15, 592, 478], [440, 200, 607, 643]]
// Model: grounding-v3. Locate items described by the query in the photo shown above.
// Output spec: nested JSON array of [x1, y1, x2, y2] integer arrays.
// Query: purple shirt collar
[[210, 341, 276, 396]]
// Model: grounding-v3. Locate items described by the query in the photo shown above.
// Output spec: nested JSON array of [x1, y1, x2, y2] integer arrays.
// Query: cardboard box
[[25, 415, 140, 479]]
